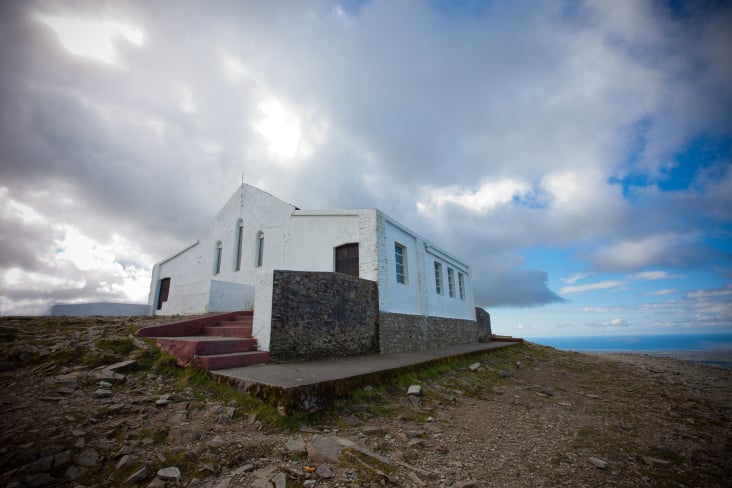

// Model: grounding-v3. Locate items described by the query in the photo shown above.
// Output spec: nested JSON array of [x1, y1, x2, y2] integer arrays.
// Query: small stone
[[589, 457, 608, 469], [407, 439, 423, 448], [468, 362, 481, 371], [106, 359, 137, 372], [285, 438, 307, 455], [57, 387, 76, 395], [306, 435, 355, 464], [208, 435, 226, 449], [316, 464, 333, 479], [93, 389, 112, 399], [642, 456, 671, 466], [407, 385, 422, 396], [124, 466, 148, 484], [20, 455, 53, 474], [453, 481, 477, 488], [22, 473, 54, 488], [75, 438, 85, 448], [515, 361, 522, 368], [116, 444, 134, 457], [271, 472, 287, 488], [65, 465, 87, 481], [77, 448, 99, 467], [53, 450, 72, 468], [116, 454, 137, 470], [157, 466, 181, 481], [217, 406, 236, 422], [98, 380, 113, 388]]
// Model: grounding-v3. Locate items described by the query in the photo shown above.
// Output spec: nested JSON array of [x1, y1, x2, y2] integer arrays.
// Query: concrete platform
[[211, 340, 522, 413]]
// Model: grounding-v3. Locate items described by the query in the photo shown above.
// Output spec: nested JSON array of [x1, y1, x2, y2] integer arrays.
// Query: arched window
[[335, 243, 359, 277], [235, 219, 244, 271], [214, 241, 222, 274], [255, 231, 264, 268]]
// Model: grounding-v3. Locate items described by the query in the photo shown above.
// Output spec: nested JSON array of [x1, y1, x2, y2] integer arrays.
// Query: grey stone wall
[[379, 312, 479, 354], [268, 271, 380, 361], [475, 307, 492, 342]]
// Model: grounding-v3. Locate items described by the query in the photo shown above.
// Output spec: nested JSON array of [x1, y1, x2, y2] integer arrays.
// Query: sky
[[0, 0, 730, 337]]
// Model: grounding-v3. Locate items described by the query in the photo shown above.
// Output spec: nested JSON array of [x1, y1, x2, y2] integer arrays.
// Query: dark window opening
[[215, 242, 222, 274], [235, 222, 244, 271], [157, 277, 170, 310], [335, 243, 359, 277], [256, 232, 264, 267]]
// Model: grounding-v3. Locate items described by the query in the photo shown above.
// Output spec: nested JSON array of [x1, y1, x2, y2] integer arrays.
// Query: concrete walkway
[[211, 340, 522, 412]]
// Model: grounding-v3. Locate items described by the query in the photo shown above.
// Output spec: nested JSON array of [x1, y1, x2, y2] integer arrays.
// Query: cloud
[[631, 271, 678, 280], [0, 0, 730, 316], [561, 280, 625, 295], [587, 233, 709, 271], [643, 289, 679, 296], [588, 318, 631, 329]]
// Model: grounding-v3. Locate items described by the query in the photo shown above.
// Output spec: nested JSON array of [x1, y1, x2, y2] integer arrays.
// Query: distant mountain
[[49, 302, 151, 316]]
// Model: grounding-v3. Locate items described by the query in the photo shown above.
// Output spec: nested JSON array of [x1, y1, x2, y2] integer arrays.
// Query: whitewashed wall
[[376, 211, 475, 320]]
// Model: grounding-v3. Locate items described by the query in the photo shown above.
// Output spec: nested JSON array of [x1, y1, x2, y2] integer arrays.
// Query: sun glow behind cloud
[[34, 13, 144, 64], [254, 98, 317, 161]]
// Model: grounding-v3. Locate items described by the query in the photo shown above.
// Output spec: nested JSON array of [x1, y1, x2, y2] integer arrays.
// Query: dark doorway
[[157, 277, 171, 310], [335, 243, 359, 277]]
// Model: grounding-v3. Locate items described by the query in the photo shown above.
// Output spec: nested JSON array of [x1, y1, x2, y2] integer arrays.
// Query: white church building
[[148, 184, 488, 358]]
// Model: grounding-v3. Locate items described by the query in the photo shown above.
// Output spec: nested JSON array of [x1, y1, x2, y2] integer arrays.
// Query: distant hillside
[[49, 302, 150, 316]]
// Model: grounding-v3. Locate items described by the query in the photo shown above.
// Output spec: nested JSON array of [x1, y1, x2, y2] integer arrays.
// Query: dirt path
[[1, 317, 730, 487]]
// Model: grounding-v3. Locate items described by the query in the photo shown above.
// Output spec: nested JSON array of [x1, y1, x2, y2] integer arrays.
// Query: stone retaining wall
[[475, 307, 492, 342], [379, 312, 479, 354], [268, 271, 379, 361]]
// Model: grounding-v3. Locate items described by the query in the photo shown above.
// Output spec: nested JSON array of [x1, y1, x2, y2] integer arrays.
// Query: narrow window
[[395, 243, 406, 284], [214, 241, 222, 274], [447, 267, 455, 298], [335, 243, 359, 277], [434, 261, 443, 295], [156, 277, 170, 310], [235, 220, 244, 271], [458, 272, 465, 300], [256, 231, 264, 267]]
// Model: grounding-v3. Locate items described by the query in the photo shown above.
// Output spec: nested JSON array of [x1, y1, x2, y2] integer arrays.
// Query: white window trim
[[395, 242, 407, 285]]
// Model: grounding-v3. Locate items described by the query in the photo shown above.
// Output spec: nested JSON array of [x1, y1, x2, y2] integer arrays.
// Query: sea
[[527, 333, 732, 369]]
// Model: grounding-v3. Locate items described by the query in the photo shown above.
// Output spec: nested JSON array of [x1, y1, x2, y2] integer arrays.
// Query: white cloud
[[33, 13, 144, 64], [643, 289, 678, 296], [589, 318, 630, 328], [589, 233, 696, 271], [417, 179, 531, 215], [631, 270, 676, 280], [563, 273, 590, 284], [561, 280, 625, 295]]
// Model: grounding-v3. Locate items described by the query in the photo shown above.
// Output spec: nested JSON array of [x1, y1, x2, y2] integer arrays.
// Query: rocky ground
[[1, 316, 730, 488]]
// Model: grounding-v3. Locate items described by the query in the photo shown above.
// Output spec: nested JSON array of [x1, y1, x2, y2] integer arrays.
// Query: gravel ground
[[1, 316, 730, 487]]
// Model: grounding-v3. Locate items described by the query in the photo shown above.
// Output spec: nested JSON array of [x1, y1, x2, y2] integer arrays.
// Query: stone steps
[[135, 311, 269, 371], [195, 351, 271, 370], [203, 325, 253, 337]]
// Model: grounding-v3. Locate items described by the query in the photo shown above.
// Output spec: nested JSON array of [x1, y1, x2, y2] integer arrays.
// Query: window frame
[[394, 242, 407, 285], [255, 231, 264, 268], [447, 267, 455, 298], [458, 272, 465, 300], [434, 261, 443, 295], [214, 241, 223, 275], [235, 220, 244, 271]]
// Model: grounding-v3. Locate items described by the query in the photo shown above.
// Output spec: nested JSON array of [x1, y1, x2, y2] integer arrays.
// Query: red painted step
[[136, 311, 269, 371], [204, 325, 253, 337], [195, 351, 271, 370], [156, 337, 258, 366]]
